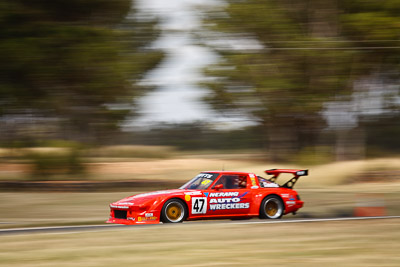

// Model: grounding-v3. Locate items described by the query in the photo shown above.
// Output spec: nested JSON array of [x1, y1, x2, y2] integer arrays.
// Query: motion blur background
[[1, 0, 400, 220], [1, 0, 400, 266]]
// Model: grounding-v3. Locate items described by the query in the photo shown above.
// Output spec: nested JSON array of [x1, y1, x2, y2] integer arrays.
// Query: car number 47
[[192, 197, 207, 214]]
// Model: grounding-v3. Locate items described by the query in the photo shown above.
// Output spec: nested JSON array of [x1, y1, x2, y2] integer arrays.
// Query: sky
[[124, 0, 257, 130], [124, 0, 222, 128]]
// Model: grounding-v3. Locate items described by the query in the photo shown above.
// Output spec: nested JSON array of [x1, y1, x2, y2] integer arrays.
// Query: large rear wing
[[264, 169, 308, 189]]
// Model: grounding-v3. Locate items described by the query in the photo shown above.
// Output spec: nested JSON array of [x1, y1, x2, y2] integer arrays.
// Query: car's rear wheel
[[161, 199, 187, 223], [259, 195, 284, 219]]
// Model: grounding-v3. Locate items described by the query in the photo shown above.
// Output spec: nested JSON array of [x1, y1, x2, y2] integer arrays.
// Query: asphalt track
[[1, 216, 400, 236]]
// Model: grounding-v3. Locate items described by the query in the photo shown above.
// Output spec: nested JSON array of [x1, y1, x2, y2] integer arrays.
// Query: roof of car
[[202, 171, 252, 175]]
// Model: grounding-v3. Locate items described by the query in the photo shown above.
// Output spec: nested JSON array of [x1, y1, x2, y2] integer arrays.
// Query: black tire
[[259, 195, 284, 219], [161, 199, 187, 223]]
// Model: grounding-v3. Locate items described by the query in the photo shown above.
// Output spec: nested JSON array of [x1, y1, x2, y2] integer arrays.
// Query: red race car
[[106, 169, 306, 225]]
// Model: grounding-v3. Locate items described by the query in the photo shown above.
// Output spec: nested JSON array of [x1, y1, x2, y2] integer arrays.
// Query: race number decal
[[191, 197, 207, 214]]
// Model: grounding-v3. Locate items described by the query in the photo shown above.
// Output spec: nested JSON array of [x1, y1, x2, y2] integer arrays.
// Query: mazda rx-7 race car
[[106, 169, 306, 225]]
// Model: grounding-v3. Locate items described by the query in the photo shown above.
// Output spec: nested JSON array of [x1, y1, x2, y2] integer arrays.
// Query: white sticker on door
[[191, 197, 207, 214]]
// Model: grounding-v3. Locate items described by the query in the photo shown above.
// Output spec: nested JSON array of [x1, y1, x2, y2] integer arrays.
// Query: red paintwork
[[106, 170, 305, 225]]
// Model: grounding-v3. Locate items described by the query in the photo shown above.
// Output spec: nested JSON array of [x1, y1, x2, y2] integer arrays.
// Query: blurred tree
[[202, 0, 400, 161], [203, 0, 352, 161], [332, 0, 400, 160], [124, 122, 264, 151], [0, 0, 163, 143]]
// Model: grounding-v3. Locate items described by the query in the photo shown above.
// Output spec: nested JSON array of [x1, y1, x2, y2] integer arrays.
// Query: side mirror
[[214, 184, 223, 191]]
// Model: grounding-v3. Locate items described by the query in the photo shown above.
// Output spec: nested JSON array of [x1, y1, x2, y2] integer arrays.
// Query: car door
[[203, 174, 252, 216]]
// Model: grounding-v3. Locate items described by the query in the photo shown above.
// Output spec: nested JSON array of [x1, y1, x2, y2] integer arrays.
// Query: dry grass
[[232, 157, 400, 186], [0, 219, 399, 266], [86, 158, 258, 181], [0, 154, 399, 228], [1, 180, 400, 229], [304, 158, 400, 186], [0, 192, 133, 228], [0, 155, 400, 228], [1, 147, 398, 184], [85, 145, 176, 158], [87, 156, 400, 184]]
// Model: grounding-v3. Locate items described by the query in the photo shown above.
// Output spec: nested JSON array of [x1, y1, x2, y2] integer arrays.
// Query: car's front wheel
[[161, 199, 187, 223], [259, 195, 284, 219]]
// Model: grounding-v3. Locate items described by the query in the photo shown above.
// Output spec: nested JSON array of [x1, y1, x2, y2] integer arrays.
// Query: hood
[[113, 189, 186, 206]]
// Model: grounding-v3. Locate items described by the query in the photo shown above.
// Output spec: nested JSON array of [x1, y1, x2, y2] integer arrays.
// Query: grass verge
[[1, 181, 400, 229], [0, 219, 399, 266]]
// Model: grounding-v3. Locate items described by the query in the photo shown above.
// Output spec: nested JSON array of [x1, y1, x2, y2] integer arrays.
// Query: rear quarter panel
[[250, 188, 303, 215]]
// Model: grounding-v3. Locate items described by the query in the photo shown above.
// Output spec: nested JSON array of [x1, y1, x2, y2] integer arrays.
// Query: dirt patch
[[0, 164, 30, 173], [353, 170, 400, 183]]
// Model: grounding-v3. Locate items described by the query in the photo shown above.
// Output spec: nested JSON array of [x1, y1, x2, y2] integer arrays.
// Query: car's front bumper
[[106, 208, 161, 225]]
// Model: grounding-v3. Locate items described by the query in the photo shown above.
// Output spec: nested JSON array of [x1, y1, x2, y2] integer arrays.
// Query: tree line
[[0, 0, 399, 162], [0, 0, 162, 144], [201, 0, 400, 160]]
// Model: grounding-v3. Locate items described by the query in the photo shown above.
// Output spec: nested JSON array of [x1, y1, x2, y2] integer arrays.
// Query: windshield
[[180, 173, 219, 190]]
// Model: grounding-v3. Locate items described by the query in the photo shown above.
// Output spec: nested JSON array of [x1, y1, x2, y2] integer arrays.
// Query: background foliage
[[0, 0, 162, 143], [202, 0, 400, 161]]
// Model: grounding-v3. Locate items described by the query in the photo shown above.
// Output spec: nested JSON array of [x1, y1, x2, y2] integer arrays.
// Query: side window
[[237, 175, 247, 188], [213, 175, 248, 189], [258, 176, 267, 188]]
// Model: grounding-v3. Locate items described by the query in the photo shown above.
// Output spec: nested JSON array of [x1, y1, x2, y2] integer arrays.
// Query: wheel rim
[[165, 202, 184, 222], [264, 198, 282, 218]]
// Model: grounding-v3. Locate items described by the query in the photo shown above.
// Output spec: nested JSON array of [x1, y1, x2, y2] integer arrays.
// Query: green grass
[[0, 219, 399, 266]]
